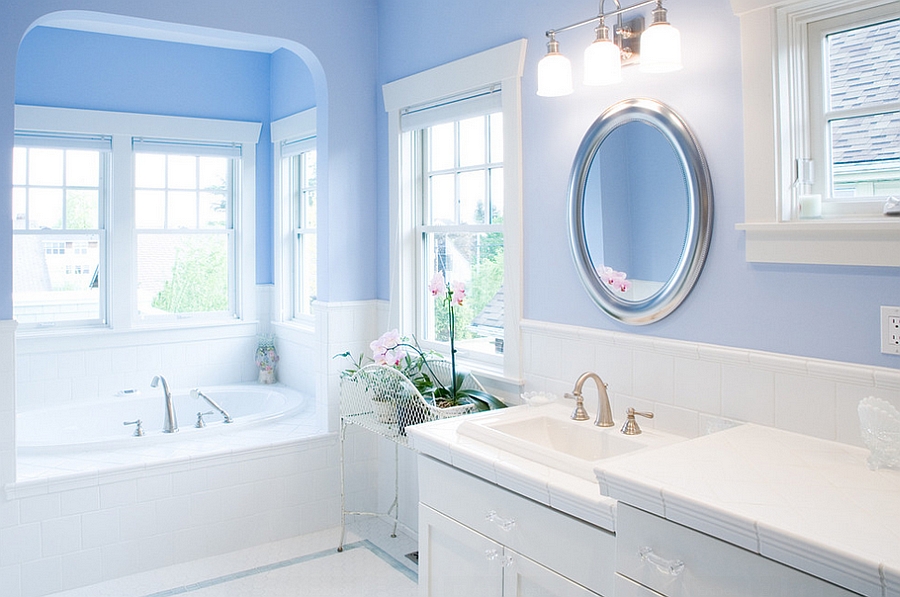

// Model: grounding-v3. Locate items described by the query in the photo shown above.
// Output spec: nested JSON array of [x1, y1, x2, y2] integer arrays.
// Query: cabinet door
[[505, 551, 601, 597], [419, 504, 503, 597]]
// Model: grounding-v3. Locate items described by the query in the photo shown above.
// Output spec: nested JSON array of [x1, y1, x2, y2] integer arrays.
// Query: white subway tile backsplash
[[118, 501, 156, 542], [674, 356, 721, 414], [99, 481, 136, 509], [633, 351, 675, 405], [520, 319, 896, 446], [135, 475, 172, 503], [774, 373, 836, 440], [721, 365, 775, 426]]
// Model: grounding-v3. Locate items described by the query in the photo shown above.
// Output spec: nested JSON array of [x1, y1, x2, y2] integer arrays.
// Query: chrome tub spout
[[151, 375, 178, 433]]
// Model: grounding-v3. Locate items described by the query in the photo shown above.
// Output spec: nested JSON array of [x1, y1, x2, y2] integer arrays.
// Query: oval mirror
[[568, 98, 712, 325]]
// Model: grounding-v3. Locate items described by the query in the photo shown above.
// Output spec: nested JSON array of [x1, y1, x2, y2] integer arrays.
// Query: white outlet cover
[[881, 306, 900, 355]]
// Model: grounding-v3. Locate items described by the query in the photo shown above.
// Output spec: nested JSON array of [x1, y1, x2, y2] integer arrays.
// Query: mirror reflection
[[582, 121, 689, 302], [568, 98, 712, 325]]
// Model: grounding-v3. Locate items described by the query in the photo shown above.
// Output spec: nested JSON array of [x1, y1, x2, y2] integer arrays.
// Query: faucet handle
[[564, 392, 591, 421], [621, 408, 654, 435], [123, 419, 145, 437], [195, 411, 215, 428]]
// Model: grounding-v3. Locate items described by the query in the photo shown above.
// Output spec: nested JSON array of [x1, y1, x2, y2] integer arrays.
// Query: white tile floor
[[46, 518, 418, 597]]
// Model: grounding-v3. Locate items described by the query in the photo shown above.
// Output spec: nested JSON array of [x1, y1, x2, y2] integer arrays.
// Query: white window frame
[[14, 105, 260, 333], [732, 0, 900, 266], [272, 108, 317, 328], [383, 39, 526, 383]]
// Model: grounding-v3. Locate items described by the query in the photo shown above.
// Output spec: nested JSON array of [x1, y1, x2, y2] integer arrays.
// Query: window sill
[[736, 218, 900, 266]]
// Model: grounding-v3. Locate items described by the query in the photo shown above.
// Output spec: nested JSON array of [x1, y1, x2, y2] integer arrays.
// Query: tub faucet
[[191, 388, 233, 423], [151, 375, 178, 433], [565, 372, 614, 427]]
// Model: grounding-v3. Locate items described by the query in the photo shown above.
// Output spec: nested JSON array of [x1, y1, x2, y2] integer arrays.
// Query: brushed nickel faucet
[[565, 372, 614, 427], [151, 375, 178, 433], [191, 388, 233, 424]]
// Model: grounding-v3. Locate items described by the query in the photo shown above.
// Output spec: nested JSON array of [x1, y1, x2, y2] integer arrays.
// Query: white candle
[[799, 194, 822, 219]]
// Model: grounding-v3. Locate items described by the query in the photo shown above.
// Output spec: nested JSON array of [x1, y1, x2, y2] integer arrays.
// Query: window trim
[[14, 105, 260, 332], [272, 107, 317, 328], [383, 39, 527, 383], [732, 0, 900, 266]]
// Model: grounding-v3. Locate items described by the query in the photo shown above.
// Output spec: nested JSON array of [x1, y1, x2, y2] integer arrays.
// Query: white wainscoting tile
[[721, 364, 775, 426], [774, 373, 836, 440]]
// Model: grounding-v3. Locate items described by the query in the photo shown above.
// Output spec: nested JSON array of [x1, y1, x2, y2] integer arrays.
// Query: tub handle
[[123, 419, 145, 437], [195, 411, 215, 428]]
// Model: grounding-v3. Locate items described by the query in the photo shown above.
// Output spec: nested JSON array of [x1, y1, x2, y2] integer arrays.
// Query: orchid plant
[[336, 273, 505, 412]]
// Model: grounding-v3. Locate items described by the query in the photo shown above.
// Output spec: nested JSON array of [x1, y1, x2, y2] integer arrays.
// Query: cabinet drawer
[[419, 456, 615, 596], [616, 503, 859, 597]]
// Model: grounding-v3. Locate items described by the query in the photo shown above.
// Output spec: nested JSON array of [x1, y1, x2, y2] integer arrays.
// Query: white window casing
[[14, 105, 260, 334], [732, 0, 900, 266], [383, 39, 527, 384]]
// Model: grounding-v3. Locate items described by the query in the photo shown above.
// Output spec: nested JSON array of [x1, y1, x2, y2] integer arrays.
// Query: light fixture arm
[[545, 0, 657, 39]]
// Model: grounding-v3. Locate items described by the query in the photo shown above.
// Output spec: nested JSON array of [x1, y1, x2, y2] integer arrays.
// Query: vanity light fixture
[[536, 0, 682, 97]]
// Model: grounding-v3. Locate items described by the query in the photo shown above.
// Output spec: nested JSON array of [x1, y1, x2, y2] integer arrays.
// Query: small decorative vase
[[255, 334, 279, 384]]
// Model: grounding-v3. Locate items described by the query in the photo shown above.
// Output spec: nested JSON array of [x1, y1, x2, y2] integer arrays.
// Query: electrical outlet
[[882, 306, 900, 355]]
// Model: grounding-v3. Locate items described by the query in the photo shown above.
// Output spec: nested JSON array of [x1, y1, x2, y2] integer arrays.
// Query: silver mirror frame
[[568, 98, 713, 325]]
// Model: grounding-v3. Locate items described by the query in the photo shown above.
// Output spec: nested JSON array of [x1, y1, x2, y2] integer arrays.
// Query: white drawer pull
[[639, 547, 685, 577], [485, 510, 516, 531]]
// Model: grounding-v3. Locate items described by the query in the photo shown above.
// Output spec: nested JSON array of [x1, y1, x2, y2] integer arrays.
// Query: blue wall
[[15, 26, 317, 286], [375, 0, 900, 368]]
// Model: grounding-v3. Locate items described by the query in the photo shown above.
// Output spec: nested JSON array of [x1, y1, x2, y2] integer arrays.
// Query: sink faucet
[[151, 375, 178, 433], [565, 372, 614, 427]]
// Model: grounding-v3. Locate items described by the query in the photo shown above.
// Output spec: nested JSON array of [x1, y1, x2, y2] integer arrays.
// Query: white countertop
[[594, 423, 900, 597], [407, 404, 618, 531]]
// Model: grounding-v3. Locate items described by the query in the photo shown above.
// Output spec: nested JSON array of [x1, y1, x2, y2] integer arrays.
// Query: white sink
[[457, 403, 684, 481]]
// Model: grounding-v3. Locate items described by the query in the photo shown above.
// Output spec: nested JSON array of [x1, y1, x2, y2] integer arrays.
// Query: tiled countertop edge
[[408, 420, 617, 532]]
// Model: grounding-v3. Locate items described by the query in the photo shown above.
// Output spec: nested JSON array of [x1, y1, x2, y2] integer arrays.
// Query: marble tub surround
[[407, 402, 671, 531], [594, 424, 900, 597]]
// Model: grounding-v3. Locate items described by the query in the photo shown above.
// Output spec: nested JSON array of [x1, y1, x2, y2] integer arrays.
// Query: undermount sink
[[457, 403, 684, 481]]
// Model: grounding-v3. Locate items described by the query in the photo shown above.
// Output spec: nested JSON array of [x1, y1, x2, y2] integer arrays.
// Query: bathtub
[[16, 383, 308, 454]]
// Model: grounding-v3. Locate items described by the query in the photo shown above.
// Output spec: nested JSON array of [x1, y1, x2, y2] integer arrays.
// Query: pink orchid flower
[[428, 273, 446, 297], [450, 280, 466, 307]]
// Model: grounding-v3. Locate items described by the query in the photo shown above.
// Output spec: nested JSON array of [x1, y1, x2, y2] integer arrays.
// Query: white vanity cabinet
[[418, 455, 615, 597], [615, 503, 861, 597]]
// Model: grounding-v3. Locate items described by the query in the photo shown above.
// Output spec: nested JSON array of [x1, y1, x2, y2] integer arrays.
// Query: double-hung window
[[13, 105, 260, 331], [272, 108, 317, 324], [808, 4, 900, 216], [733, 0, 900, 266], [384, 40, 526, 380], [12, 134, 109, 326], [133, 140, 238, 319], [406, 97, 505, 359]]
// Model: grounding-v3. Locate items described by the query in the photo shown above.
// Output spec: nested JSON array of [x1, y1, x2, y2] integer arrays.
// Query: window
[[407, 104, 505, 358], [133, 143, 237, 319], [808, 6, 900, 216], [285, 142, 317, 318], [383, 40, 526, 380], [733, 0, 900, 266], [272, 108, 317, 324], [13, 105, 260, 331], [12, 136, 108, 326]]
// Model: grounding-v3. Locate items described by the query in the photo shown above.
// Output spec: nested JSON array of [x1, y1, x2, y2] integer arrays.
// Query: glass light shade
[[640, 22, 682, 73], [584, 39, 622, 85], [537, 52, 574, 97]]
